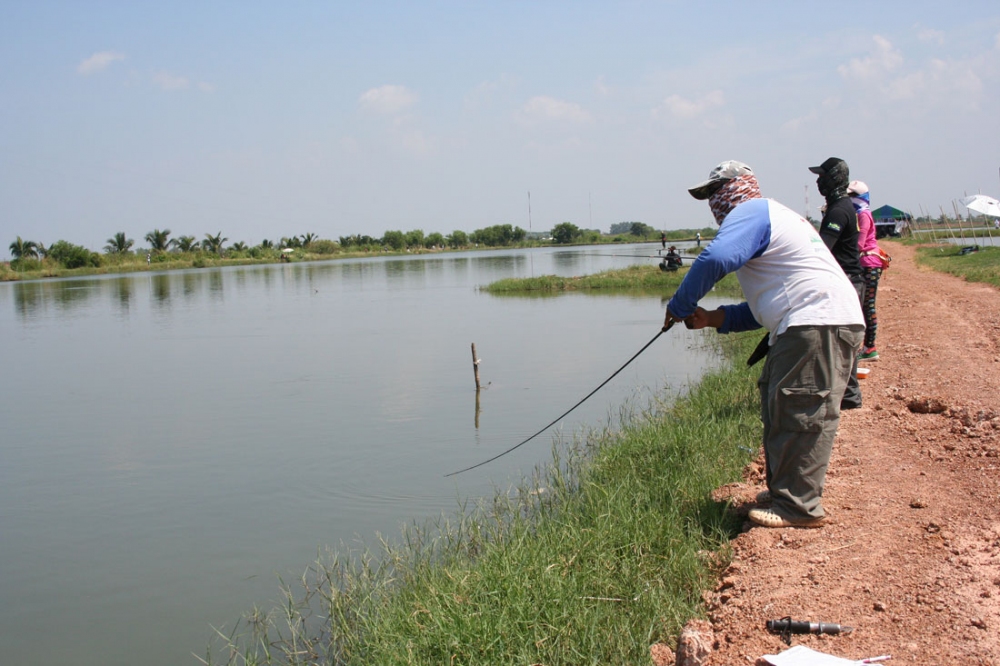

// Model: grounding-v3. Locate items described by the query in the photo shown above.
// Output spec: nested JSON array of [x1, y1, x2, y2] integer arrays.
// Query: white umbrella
[[960, 194, 1000, 218]]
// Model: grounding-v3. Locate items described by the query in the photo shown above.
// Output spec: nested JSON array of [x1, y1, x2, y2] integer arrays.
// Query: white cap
[[688, 160, 754, 200], [847, 180, 869, 196]]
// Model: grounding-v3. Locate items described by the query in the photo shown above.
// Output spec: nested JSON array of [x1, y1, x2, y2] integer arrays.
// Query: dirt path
[[656, 243, 1000, 665]]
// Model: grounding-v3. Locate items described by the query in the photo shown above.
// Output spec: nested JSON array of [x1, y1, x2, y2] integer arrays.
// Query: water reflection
[[182, 271, 199, 296], [151, 274, 172, 308], [552, 250, 584, 271], [4, 245, 669, 324], [208, 271, 224, 301], [12, 281, 44, 317], [112, 278, 132, 316]]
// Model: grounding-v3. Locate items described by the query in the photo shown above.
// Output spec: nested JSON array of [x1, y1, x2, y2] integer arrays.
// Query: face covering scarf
[[850, 191, 870, 213], [816, 161, 849, 202], [708, 173, 762, 225]]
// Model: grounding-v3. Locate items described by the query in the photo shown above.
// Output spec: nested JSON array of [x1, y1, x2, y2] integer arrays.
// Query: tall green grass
[[914, 244, 1000, 289], [201, 331, 762, 666]]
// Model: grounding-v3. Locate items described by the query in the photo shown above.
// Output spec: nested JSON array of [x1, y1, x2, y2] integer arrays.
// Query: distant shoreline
[[1, 234, 715, 283]]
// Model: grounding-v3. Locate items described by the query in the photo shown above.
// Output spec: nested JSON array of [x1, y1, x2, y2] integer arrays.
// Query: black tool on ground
[[445, 321, 675, 477], [766, 617, 854, 645]]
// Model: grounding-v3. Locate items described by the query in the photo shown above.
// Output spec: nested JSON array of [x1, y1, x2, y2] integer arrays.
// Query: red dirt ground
[[653, 242, 1000, 665]]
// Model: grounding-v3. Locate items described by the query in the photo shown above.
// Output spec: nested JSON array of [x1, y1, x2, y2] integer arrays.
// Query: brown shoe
[[748, 508, 824, 529]]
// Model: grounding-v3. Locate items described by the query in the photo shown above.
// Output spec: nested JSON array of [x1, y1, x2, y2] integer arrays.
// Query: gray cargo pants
[[840, 278, 866, 409], [758, 324, 864, 521]]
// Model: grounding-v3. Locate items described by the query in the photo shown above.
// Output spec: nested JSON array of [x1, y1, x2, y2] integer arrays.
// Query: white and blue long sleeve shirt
[[667, 198, 864, 344]]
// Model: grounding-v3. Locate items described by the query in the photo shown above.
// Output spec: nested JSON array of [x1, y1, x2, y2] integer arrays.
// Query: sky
[[2, 1, 999, 257]]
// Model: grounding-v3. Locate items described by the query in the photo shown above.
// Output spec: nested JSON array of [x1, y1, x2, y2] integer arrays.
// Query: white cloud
[[885, 58, 983, 101], [463, 74, 517, 110], [651, 90, 724, 120], [197, 81, 215, 93], [917, 28, 945, 45], [152, 71, 190, 91], [77, 51, 125, 75], [594, 76, 611, 97], [359, 85, 417, 115], [518, 96, 593, 125], [837, 35, 903, 81], [400, 130, 433, 155]]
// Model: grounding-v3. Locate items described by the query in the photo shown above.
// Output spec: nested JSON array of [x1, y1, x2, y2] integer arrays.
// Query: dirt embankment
[[657, 242, 1000, 665]]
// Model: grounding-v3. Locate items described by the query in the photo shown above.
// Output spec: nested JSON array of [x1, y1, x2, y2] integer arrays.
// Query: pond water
[[0, 242, 730, 665]]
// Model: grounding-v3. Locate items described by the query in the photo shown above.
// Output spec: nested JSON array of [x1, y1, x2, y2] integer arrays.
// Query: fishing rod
[[445, 320, 676, 477]]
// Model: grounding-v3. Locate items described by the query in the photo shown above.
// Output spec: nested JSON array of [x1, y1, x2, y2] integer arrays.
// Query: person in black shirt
[[810, 157, 864, 409]]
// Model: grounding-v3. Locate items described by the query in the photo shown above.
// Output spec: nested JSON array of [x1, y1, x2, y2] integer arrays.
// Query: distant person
[[810, 157, 864, 409], [696, 231, 701, 247], [849, 180, 882, 362], [660, 245, 683, 272], [661, 232, 667, 249], [146, 253, 151, 266], [665, 160, 863, 528]]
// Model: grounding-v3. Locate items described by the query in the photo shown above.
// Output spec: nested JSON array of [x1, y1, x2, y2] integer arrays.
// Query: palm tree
[[9, 236, 39, 260], [230, 241, 247, 252], [279, 236, 302, 249], [104, 232, 135, 254], [145, 229, 172, 253], [171, 235, 199, 252], [300, 232, 318, 247], [202, 231, 228, 255]]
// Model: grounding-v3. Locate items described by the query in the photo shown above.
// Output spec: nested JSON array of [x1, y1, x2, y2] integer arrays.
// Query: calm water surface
[[0, 244, 729, 665]]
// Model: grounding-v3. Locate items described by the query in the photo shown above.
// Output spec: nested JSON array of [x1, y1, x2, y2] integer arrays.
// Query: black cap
[[809, 157, 846, 175]]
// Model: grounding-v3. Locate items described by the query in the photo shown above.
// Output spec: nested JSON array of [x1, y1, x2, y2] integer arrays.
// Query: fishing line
[[445, 321, 675, 477]]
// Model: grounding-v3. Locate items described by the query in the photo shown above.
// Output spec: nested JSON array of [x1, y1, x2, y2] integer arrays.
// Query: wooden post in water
[[474, 388, 481, 430], [471, 343, 482, 429], [471, 343, 481, 390]]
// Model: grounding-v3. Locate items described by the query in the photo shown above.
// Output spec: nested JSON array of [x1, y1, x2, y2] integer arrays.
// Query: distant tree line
[[7, 219, 710, 272]]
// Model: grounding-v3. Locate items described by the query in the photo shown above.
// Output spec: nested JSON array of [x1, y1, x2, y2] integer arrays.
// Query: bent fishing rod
[[445, 320, 676, 477]]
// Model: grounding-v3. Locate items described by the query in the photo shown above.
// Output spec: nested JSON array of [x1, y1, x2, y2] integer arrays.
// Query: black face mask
[[816, 160, 849, 202]]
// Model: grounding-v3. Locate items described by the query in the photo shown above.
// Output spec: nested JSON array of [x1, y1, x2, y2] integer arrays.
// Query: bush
[[309, 239, 339, 255], [47, 240, 99, 269], [11, 258, 42, 272]]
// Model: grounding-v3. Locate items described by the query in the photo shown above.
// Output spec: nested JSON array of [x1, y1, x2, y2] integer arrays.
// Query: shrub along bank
[[205, 325, 762, 665]]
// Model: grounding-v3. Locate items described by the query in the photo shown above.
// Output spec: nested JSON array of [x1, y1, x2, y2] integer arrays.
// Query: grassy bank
[[912, 244, 1000, 289], [0, 247, 447, 282], [205, 330, 761, 665], [484, 264, 743, 297]]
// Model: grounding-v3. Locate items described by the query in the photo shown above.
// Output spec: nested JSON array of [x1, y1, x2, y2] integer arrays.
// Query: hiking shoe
[[748, 508, 825, 529], [858, 347, 879, 362], [755, 489, 772, 504]]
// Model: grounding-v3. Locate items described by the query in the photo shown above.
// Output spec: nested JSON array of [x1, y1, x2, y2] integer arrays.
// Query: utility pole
[[527, 191, 532, 232]]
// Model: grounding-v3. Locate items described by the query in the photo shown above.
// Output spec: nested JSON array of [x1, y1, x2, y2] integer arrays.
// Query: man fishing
[[664, 160, 863, 528]]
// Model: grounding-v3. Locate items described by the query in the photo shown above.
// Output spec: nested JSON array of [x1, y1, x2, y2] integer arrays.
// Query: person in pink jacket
[[849, 180, 882, 361]]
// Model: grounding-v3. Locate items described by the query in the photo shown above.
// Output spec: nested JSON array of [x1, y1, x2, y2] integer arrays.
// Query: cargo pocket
[[778, 387, 829, 432]]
